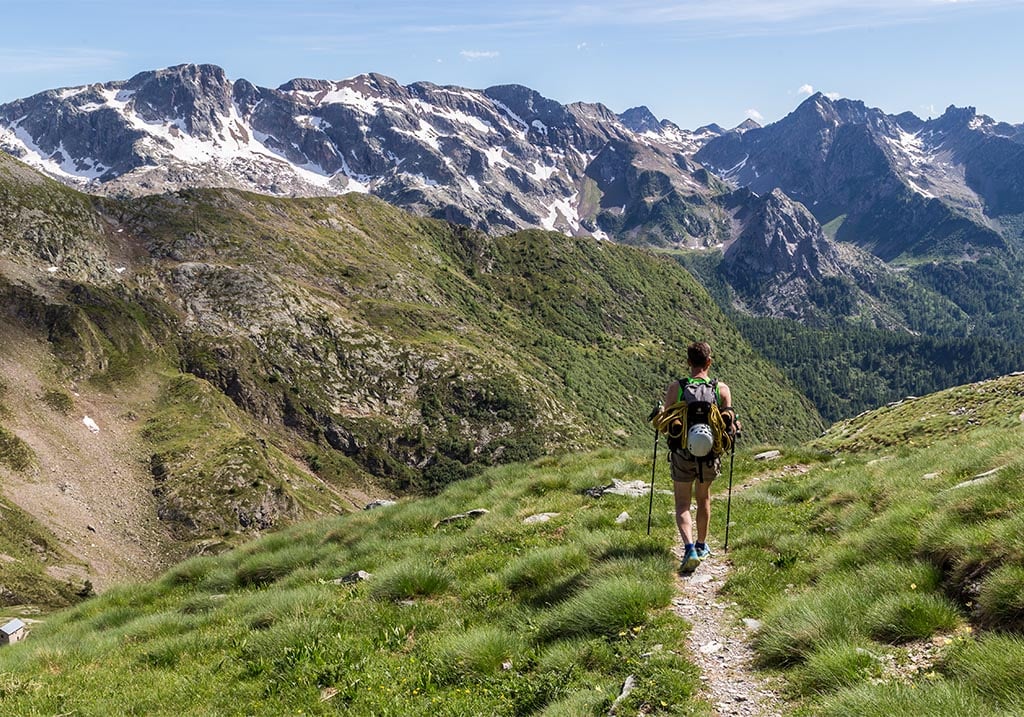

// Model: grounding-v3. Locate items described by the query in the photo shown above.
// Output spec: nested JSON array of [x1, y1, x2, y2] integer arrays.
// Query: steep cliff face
[[720, 188, 853, 322]]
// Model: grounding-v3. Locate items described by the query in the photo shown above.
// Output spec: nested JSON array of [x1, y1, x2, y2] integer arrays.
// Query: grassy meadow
[[2, 374, 1024, 715], [0, 448, 707, 716], [722, 373, 1024, 715]]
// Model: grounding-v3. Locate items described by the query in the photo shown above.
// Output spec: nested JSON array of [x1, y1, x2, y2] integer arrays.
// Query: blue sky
[[1, 0, 1022, 129]]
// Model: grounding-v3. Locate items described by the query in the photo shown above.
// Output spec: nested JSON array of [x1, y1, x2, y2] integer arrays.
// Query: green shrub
[[976, 564, 1024, 632], [865, 593, 960, 643], [536, 576, 671, 642]]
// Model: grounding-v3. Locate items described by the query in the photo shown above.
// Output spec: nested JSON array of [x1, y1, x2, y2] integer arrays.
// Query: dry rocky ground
[[0, 325, 176, 592]]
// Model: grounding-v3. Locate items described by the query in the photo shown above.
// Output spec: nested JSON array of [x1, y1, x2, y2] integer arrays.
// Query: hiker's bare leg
[[673, 479, 695, 544], [694, 480, 712, 544]]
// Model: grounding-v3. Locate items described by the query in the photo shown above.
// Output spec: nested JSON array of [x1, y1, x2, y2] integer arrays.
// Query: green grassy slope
[[119, 188, 821, 473], [723, 372, 1024, 715], [1, 154, 820, 607], [3, 373, 1022, 714], [0, 450, 708, 716]]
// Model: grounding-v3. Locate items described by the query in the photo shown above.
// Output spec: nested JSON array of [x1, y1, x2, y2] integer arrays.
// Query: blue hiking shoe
[[679, 545, 701, 574], [695, 543, 712, 560]]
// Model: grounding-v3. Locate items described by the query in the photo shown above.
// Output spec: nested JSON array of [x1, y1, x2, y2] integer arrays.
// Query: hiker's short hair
[[687, 341, 712, 368]]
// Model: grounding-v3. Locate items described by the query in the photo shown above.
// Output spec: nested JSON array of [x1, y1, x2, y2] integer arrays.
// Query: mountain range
[[4, 63, 1024, 595], [0, 63, 740, 245], [3, 63, 1023, 335]]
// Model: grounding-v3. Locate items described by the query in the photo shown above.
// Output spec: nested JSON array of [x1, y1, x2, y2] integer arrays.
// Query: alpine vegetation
[[0, 450, 702, 715], [0, 149, 818, 599], [721, 373, 1024, 715]]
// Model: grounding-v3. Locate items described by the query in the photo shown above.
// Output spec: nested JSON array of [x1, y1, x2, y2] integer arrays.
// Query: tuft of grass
[[500, 545, 590, 606], [535, 637, 618, 674], [865, 592, 961, 643], [234, 544, 318, 588], [976, 564, 1024, 632], [536, 576, 672, 642], [368, 560, 451, 601], [942, 633, 1024, 711], [818, 681, 988, 717], [40, 388, 74, 415], [0, 425, 34, 472], [791, 641, 881, 696], [428, 625, 529, 680]]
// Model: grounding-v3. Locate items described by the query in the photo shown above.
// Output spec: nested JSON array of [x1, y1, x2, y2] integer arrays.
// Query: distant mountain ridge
[[4, 64, 1024, 338], [0, 63, 754, 247], [696, 92, 1024, 261]]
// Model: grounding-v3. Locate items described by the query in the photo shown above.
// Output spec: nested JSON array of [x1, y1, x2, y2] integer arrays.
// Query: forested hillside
[[1, 152, 820, 602]]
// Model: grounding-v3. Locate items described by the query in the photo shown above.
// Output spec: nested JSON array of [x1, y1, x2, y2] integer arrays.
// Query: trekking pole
[[646, 406, 660, 536], [723, 423, 738, 553]]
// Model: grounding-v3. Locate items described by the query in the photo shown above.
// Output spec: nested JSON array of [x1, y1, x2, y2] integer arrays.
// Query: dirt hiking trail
[[671, 464, 809, 716]]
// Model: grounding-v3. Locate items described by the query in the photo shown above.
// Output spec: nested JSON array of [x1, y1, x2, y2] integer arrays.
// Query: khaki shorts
[[670, 450, 721, 483]]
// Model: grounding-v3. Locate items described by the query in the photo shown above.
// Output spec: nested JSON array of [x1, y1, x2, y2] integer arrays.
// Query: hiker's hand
[[729, 416, 742, 440], [724, 411, 740, 437]]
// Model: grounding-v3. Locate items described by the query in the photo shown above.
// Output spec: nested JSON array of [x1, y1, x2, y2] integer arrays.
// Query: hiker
[[661, 341, 739, 574]]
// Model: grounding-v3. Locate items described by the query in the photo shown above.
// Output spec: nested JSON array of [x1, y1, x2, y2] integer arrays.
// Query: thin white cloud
[[824, 91, 842, 100], [577, 41, 589, 50], [554, 0, 1022, 37], [745, 108, 765, 122], [0, 48, 124, 75], [798, 84, 815, 95], [460, 50, 500, 60]]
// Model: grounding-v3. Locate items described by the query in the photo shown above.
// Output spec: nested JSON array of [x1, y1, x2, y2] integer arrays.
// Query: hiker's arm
[[718, 382, 741, 435], [718, 382, 733, 409], [663, 381, 679, 411]]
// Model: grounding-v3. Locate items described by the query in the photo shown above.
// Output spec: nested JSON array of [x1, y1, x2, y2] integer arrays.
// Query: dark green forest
[[735, 316, 1024, 422], [677, 245, 1024, 424]]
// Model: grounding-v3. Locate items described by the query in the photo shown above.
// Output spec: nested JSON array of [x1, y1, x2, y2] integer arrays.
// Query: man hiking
[[661, 341, 739, 574]]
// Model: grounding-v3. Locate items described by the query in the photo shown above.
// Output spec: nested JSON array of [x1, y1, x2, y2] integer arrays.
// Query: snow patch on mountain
[[0, 120, 107, 182]]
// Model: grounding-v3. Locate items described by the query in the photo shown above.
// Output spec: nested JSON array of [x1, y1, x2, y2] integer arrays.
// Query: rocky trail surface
[[670, 464, 807, 716], [674, 553, 784, 716]]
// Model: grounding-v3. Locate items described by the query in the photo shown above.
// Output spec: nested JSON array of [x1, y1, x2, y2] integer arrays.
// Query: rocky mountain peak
[[618, 106, 661, 133], [124, 63, 233, 140], [725, 188, 840, 281], [483, 84, 571, 127], [933, 104, 978, 131], [793, 92, 839, 123]]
